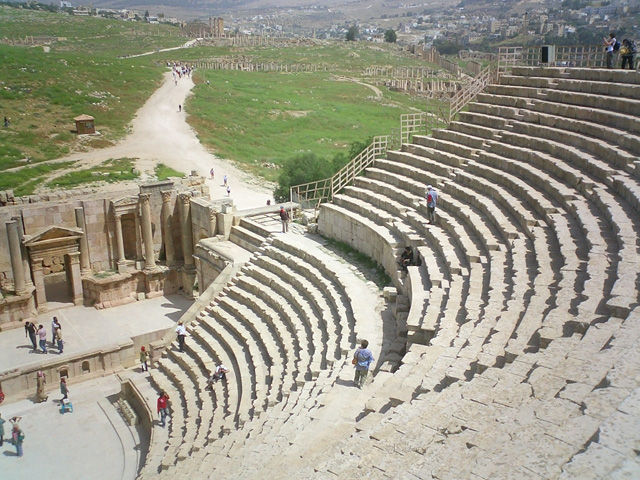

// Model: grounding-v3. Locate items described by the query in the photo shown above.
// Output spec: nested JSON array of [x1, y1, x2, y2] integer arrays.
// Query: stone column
[[114, 213, 126, 264], [74, 208, 91, 274], [32, 260, 47, 312], [161, 190, 175, 266], [178, 193, 194, 268], [134, 212, 144, 264], [67, 252, 83, 305], [6, 220, 26, 295], [12, 216, 33, 288], [139, 193, 156, 270]]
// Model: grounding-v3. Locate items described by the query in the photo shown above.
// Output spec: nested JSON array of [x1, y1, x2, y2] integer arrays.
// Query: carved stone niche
[[23, 226, 84, 312]]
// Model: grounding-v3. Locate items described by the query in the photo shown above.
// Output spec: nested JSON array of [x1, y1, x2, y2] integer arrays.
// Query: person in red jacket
[[279, 206, 290, 233], [157, 391, 170, 428]]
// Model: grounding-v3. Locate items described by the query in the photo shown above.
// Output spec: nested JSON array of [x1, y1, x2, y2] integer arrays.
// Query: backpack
[[613, 40, 621, 52]]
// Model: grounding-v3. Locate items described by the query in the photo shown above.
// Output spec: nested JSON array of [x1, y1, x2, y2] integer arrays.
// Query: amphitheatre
[[1, 8, 640, 480]]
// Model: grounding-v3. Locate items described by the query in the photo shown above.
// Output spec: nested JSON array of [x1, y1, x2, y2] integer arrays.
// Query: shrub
[[274, 153, 334, 203], [274, 137, 372, 202]]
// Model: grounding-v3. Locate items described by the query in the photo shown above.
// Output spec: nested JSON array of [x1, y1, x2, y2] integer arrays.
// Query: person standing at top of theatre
[[279, 206, 290, 233], [604, 32, 617, 69]]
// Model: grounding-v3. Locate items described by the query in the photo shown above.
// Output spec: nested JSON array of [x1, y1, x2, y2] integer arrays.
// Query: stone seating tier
[[139, 67, 640, 479]]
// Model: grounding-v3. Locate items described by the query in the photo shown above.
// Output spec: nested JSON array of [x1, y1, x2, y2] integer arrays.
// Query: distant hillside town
[[2, 0, 638, 50]]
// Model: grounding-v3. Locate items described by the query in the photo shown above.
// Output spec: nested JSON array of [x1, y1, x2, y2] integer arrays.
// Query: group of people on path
[[209, 167, 232, 197], [0, 414, 25, 457], [24, 316, 63, 354], [170, 62, 194, 86]]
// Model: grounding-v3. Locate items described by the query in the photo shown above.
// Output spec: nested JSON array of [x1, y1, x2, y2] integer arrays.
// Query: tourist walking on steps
[[426, 185, 438, 224], [176, 321, 187, 352], [55, 327, 63, 354], [37, 325, 47, 354], [279, 206, 290, 233], [140, 346, 150, 372], [12, 424, 24, 457], [157, 391, 170, 427], [60, 377, 69, 401], [178, 104, 182, 112], [25, 321, 37, 351], [210, 168, 214, 180], [0, 413, 5, 447], [353, 340, 374, 389], [227, 185, 231, 197], [207, 364, 229, 390], [223, 174, 228, 186], [604, 32, 617, 69], [36, 370, 47, 403]]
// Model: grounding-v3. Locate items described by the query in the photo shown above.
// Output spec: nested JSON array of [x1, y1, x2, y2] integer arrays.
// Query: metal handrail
[[289, 63, 498, 210]]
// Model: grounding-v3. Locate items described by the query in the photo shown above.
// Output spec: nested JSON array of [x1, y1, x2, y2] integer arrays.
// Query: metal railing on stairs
[[290, 134, 395, 210], [290, 64, 498, 211], [426, 63, 496, 131]]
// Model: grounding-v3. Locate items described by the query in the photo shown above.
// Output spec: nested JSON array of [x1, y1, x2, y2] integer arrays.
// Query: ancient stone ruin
[[2, 66, 640, 479]]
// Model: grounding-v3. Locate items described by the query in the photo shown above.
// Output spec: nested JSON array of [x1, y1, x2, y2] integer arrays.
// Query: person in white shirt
[[175, 321, 187, 352], [207, 364, 230, 390], [604, 32, 617, 69]]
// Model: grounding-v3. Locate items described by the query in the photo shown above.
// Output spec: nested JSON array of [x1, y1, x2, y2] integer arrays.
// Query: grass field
[[189, 70, 425, 180], [158, 42, 439, 72], [46, 158, 139, 189], [1, 6, 447, 193], [0, 6, 181, 192], [155, 163, 185, 180]]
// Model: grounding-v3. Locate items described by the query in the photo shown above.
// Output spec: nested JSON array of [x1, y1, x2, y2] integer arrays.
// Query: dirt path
[[333, 75, 383, 98], [124, 38, 201, 59], [37, 72, 273, 209]]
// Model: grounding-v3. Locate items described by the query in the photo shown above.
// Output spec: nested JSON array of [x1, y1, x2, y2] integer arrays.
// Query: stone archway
[[23, 226, 84, 313]]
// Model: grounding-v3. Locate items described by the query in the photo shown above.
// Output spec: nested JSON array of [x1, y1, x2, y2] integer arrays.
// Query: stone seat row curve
[[140, 67, 640, 479], [265, 67, 639, 479], [137, 219, 379, 478], [302, 67, 640, 480]]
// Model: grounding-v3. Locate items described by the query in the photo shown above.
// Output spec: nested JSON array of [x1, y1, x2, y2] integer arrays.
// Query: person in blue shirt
[[353, 340, 374, 389]]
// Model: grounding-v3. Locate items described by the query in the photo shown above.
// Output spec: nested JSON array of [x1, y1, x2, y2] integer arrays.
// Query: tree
[[384, 29, 397, 43], [274, 153, 334, 202], [346, 25, 359, 41]]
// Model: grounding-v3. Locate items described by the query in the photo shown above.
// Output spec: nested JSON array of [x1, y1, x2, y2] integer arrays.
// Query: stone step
[[234, 274, 314, 380], [229, 225, 264, 253], [263, 246, 352, 356], [253, 253, 341, 362], [242, 263, 326, 374], [318, 202, 402, 284]]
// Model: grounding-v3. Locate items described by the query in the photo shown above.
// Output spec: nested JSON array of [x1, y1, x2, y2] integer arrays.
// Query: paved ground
[[0, 294, 192, 372], [0, 375, 143, 480], [35, 71, 273, 210]]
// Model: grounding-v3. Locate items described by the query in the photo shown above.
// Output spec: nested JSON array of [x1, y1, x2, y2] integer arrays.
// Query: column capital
[[161, 190, 173, 203], [114, 213, 122, 222], [209, 209, 217, 221], [178, 193, 192, 205], [139, 193, 151, 205]]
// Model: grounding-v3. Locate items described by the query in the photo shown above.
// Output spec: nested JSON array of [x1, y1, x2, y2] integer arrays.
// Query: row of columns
[[112, 191, 194, 271]]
